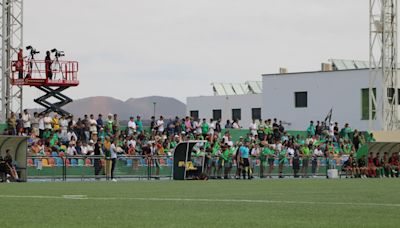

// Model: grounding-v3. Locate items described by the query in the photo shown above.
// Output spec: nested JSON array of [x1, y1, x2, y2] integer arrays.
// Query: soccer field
[[0, 179, 399, 228]]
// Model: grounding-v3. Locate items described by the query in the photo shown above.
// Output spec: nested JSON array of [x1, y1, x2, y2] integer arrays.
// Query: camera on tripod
[[26, 45, 39, 56], [51, 48, 65, 58]]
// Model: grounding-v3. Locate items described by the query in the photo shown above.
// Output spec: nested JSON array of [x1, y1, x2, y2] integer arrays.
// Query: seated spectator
[[388, 153, 399, 177]]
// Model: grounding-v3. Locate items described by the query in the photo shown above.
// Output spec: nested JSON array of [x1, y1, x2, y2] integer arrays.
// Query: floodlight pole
[[369, 0, 399, 131], [0, 0, 23, 122]]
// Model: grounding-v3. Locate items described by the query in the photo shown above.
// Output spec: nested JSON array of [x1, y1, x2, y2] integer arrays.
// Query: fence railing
[[26, 154, 343, 180]]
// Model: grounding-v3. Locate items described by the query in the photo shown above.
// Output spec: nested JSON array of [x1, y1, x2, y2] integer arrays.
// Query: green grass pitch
[[0, 179, 399, 228]]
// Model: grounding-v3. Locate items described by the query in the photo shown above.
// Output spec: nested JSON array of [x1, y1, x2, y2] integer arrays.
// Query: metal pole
[[153, 102, 156, 118]]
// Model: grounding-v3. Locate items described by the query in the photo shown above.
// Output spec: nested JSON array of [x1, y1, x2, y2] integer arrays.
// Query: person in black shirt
[[45, 51, 53, 80], [93, 139, 103, 180], [215, 119, 222, 133], [333, 122, 339, 138], [357, 155, 367, 178], [150, 116, 156, 134], [278, 120, 285, 134], [0, 155, 6, 182], [349, 154, 359, 178]]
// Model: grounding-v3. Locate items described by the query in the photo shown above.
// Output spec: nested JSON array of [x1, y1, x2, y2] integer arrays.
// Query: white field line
[[0, 195, 399, 208]]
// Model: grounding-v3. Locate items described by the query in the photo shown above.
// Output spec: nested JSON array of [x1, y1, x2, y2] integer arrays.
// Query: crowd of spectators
[[2, 110, 400, 181]]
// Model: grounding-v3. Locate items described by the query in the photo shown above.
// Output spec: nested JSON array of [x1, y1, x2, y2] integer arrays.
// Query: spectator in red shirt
[[367, 152, 376, 177], [389, 153, 399, 177]]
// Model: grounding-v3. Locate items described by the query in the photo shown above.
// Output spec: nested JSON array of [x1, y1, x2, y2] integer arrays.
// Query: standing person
[[201, 118, 209, 139], [59, 115, 69, 143], [82, 115, 90, 143], [150, 116, 156, 134], [105, 114, 114, 135], [156, 116, 165, 135], [89, 114, 98, 138], [44, 113, 52, 131], [301, 143, 312, 178], [113, 114, 120, 137], [16, 113, 23, 135], [7, 112, 17, 135], [135, 116, 143, 134], [15, 49, 24, 79], [312, 145, 324, 177], [240, 141, 251, 179], [103, 136, 112, 180], [249, 119, 258, 137], [266, 145, 276, 178], [45, 51, 53, 80], [307, 121, 315, 137], [110, 139, 118, 181], [277, 143, 287, 178], [259, 144, 267, 178], [31, 112, 39, 137], [96, 114, 103, 133], [93, 139, 103, 180], [22, 109, 31, 135], [38, 113, 45, 138], [127, 116, 136, 136], [292, 146, 301, 178], [209, 119, 215, 136], [215, 119, 222, 135]]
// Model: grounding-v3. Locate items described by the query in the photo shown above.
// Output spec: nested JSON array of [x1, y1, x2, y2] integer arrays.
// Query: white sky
[[23, 0, 369, 108]]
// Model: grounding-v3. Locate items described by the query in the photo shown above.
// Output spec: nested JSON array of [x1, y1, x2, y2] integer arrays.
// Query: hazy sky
[[23, 0, 369, 108]]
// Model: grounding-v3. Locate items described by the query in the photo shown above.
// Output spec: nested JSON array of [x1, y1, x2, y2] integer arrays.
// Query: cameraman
[[14, 49, 24, 79], [45, 51, 53, 80]]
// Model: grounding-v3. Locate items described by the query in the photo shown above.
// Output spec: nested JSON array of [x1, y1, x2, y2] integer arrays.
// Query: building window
[[294, 92, 307, 108], [398, 89, 400, 105], [232, 109, 241, 121], [212, 109, 222, 120], [251, 108, 261, 120], [190, 110, 199, 120], [387, 88, 395, 103], [361, 88, 376, 120]]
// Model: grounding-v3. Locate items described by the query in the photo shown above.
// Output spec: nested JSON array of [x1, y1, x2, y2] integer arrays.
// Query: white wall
[[186, 94, 262, 128], [262, 69, 383, 131]]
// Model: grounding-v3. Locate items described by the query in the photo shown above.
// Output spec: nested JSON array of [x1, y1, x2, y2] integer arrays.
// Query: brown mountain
[[30, 96, 186, 120]]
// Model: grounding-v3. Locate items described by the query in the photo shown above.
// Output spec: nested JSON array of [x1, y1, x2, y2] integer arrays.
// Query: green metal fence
[[26, 155, 341, 180]]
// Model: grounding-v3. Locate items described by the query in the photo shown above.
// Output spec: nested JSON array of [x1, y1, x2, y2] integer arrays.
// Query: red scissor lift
[[11, 59, 79, 116]]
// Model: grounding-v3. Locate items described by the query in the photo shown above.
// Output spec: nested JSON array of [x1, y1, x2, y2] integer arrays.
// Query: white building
[[186, 81, 262, 128], [187, 59, 399, 131]]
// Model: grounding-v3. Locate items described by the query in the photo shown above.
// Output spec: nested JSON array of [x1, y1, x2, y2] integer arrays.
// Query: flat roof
[[262, 68, 370, 77]]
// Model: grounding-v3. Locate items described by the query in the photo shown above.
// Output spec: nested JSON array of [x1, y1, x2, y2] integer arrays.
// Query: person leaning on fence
[[93, 139, 103, 180], [107, 139, 118, 182], [103, 136, 112, 180], [239, 141, 251, 179], [300, 143, 312, 178], [292, 146, 301, 178]]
